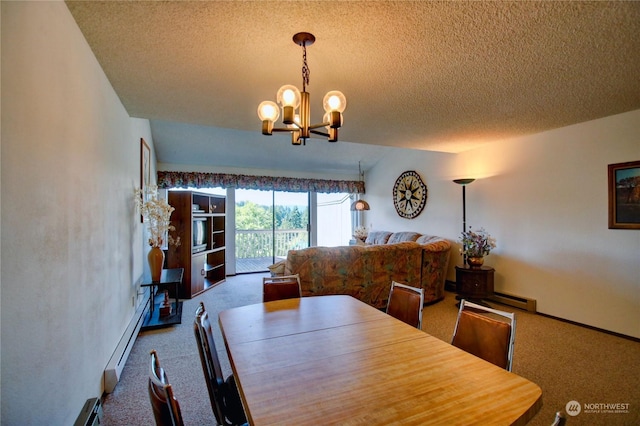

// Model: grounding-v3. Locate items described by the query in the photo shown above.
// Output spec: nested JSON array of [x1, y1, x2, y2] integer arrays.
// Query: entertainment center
[[166, 190, 226, 299]]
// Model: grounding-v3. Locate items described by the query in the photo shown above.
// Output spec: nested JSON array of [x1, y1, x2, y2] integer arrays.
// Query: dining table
[[218, 295, 542, 425]]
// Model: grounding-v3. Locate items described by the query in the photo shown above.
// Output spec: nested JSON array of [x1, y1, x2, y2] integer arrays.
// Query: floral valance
[[157, 171, 365, 194]]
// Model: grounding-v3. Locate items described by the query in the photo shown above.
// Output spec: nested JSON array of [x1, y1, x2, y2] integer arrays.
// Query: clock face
[[393, 171, 428, 219]]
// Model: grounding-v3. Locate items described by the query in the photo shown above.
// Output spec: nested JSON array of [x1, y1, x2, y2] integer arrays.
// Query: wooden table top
[[219, 295, 542, 426]]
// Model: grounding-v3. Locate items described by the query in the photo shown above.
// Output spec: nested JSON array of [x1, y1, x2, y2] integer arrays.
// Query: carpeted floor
[[103, 273, 640, 425]]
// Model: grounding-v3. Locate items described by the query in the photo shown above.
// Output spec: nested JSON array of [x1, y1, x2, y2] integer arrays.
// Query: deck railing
[[235, 229, 308, 259]]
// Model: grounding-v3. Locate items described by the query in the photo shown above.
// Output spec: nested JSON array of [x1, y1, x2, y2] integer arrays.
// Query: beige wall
[[1, 1, 151, 424], [364, 110, 640, 338]]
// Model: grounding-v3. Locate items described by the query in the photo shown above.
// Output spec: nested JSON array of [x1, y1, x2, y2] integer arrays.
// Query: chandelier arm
[[309, 129, 329, 137], [308, 122, 331, 130]]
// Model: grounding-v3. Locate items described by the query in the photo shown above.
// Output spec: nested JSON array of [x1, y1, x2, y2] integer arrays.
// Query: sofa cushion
[[267, 260, 286, 277], [387, 232, 421, 244], [365, 231, 392, 245], [416, 235, 451, 252]]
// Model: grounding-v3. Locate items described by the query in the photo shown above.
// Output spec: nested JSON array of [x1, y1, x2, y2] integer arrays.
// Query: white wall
[[365, 110, 640, 338], [1, 2, 151, 424]]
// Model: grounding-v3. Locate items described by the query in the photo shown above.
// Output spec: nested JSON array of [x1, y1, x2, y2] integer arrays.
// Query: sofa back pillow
[[416, 235, 452, 252], [365, 231, 392, 245], [387, 232, 421, 244]]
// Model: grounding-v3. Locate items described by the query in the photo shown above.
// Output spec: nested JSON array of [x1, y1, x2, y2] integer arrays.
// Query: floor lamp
[[453, 178, 475, 265]]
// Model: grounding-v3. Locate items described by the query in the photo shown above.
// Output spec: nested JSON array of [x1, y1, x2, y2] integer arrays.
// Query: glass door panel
[[235, 189, 273, 273], [274, 191, 309, 261], [317, 193, 352, 247], [235, 189, 309, 273]]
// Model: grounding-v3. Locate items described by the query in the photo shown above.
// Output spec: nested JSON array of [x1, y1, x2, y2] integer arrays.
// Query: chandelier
[[257, 32, 347, 145]]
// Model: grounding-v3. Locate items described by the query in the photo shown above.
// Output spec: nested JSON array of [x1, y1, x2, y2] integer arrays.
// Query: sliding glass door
[[235, 189, 309, 273], [317, 192, 352, 247]]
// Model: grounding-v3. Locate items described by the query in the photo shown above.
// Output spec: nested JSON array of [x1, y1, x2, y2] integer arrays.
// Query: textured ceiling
[[66, 1, 640, 174]]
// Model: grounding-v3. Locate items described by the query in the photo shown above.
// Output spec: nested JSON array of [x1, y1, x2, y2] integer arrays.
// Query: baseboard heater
[[104, 287, 149, 393], [487, 291, 537, 313], [74, 398, 103, 426]]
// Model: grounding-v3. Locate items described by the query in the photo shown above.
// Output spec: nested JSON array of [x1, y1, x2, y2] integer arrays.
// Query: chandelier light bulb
[[323, 90, 347, 113], [257, 101, 280, 122], [276, 85, 301, 108]]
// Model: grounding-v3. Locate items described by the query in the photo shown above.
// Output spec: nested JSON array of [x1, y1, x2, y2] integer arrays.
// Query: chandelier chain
[[301, 44, 310, 92]]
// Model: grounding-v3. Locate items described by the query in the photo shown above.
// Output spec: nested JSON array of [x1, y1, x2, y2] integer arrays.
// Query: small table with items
[[455, 265, 495, 303], [140, 268, 184, 331]]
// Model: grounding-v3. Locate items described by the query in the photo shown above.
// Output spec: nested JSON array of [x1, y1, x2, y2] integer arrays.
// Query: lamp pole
[[453, 179, 475, 265], [462, 184, 467, 233]]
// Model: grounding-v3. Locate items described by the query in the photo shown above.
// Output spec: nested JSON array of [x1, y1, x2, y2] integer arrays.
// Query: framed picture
[[608, 160, 640, 229], [140, 138, 151, 222]]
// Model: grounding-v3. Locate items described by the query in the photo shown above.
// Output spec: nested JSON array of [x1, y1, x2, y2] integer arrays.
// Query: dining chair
[[451, 299, 517, 371], [386, 281, 424, 329], [194, 302, 247, 426], [551, 411, 567, 426], [262, 274, 302, 303], [148, 350, 184, 426]]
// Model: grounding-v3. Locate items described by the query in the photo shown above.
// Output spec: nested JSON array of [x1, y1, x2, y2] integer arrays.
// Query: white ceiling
[[66, 1, 640, 174]]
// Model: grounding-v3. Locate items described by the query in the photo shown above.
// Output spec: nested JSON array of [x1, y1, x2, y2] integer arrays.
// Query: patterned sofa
[[284, 231, 451, 309]]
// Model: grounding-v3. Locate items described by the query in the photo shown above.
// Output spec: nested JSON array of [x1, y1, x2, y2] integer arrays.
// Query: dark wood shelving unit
[[166, 191, 226, 299]]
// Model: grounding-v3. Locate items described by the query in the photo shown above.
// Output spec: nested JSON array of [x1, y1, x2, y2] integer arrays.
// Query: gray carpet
[[103, 273, 640, 425]]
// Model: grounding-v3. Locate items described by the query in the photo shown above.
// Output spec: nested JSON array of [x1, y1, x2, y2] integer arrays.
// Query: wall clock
[[393, 170, 428, 219]]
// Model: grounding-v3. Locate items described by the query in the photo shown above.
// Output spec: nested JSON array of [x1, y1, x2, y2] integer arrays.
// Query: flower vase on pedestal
[[148, 246, 165, 282], [467, 256, 484, 268]]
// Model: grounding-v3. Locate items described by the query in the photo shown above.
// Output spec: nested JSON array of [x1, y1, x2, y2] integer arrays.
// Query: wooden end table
[[455, 265, 494, 304]]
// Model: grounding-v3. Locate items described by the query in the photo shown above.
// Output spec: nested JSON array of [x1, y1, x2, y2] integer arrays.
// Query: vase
[[467, 256, 484, 268], [148, 246, 165, 282]]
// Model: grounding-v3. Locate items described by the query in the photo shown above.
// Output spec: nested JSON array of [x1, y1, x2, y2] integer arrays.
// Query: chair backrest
[[148, 350, 184, 426], [386, 281, 424, 329], [451, 299, 516, 371], [551, 411, 567, 426], [262, 274, 302, 303], [194, 302, 227, 425]]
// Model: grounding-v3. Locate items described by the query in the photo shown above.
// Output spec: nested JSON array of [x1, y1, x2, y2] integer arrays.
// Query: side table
[[140, 268, 184, 331], [455, 265, 494, 304]]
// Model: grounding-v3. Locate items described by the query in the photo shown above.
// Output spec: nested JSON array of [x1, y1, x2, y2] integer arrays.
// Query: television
[[193, 218, 207, 253]]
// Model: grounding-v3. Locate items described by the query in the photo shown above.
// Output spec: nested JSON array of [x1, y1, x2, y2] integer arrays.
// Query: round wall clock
[[393, 170, 428, 219]]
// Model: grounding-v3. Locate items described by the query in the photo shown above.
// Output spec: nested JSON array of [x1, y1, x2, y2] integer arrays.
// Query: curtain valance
[[157, 171, 365, 194]]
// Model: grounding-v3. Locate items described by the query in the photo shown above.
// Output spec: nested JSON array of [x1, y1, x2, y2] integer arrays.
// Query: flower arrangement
[[353, 226, 368, 242], [134, 185, 180, 248], [459, 227, 496, 258]]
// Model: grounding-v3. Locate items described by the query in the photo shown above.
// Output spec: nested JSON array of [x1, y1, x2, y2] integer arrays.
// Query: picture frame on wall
[[608, 160, 640, 229], [140, 138, 151, 223]]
